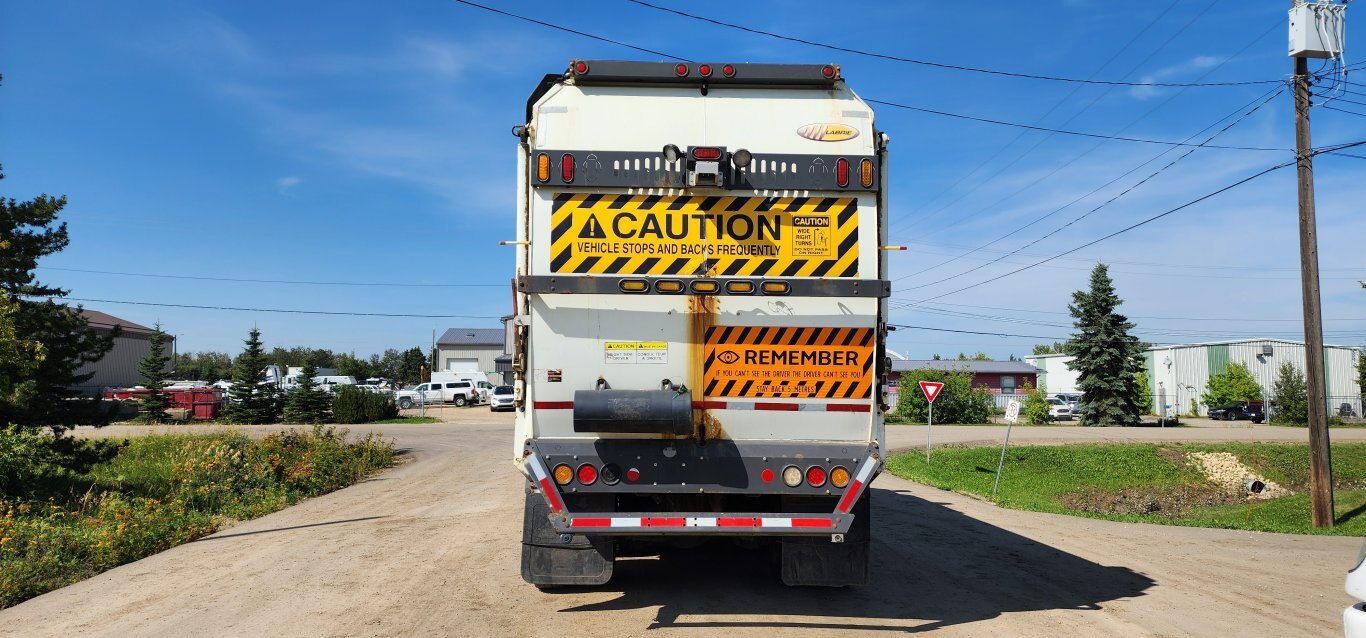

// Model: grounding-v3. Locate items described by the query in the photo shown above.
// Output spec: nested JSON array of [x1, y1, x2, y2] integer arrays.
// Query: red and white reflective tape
[[524, 455, 565, 513], [836, 454, 880, 514], [568, 516, 834, 529], [532, 400, 867, 413]]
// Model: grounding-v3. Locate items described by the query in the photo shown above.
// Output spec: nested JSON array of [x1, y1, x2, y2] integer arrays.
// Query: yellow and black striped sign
[[549, 193, 859, 277], [703, 326, 874, 399]]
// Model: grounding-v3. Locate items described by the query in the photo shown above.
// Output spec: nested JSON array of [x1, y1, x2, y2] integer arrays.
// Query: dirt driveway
[[1, 416, 1359, 636]]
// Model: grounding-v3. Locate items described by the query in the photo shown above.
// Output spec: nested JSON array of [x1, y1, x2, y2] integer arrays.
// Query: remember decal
[[703, 326, 874, 399]]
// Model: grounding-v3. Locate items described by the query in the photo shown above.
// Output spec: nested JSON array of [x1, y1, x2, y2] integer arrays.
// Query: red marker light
[[761, 468, 775, 483], [561, 153, 575, 183], [573, 61, 588, 74], [806, 466, 827, 487], [699, 64, 713, 77], [577, 464, 598, 485], [675, 63, 689, 77], [692, 147, 723, 160], [836, 158, 850, 187], [626, 467, 641, 482], [822, 65, 836, 79], [722, 64, 736, 77]]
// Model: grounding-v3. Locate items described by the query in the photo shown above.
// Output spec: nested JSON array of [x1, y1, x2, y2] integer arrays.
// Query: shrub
[[1202, 362, 1263, 408], [1021, 380, 1052, 425], [332, 385, 398, 424], [1270, 362, 1308, 425], [896, 367, 995, 424]]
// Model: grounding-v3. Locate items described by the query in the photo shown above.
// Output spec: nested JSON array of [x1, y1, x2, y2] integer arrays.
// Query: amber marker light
[[536, 153, 551, 183], [761, 281, 791, 295], [690, 280, 720, 294], [860, 158, 875, 187], [553, 464, 573, 485], [619, 279, 649, 293], [725, 281, 756, 294], [830, 466, 851, 488], [655, 279, 685, 293]]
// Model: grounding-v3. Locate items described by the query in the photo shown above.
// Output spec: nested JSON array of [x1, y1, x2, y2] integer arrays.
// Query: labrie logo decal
[[717, 350, 740, 365], [797, 123, 859, 142]]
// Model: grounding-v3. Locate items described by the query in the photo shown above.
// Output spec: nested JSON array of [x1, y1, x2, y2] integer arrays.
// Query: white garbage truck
[[511, 60, 891, 587]]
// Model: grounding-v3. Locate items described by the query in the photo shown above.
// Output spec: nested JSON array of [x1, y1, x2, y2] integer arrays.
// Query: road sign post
[[919, 381, 944, 463], [994, 400, 1022, 500]]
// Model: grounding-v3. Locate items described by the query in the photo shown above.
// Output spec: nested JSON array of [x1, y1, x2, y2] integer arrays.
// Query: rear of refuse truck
[[511, 60, 891, 587]]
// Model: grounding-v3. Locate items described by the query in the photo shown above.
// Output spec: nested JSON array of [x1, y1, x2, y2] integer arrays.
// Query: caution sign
[[703, 326, 874, 399], [549, 193, 859, 277], [604, 341, 668, 364]]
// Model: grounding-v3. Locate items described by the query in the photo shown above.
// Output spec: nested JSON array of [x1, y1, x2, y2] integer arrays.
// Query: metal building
[[435, 328, 505, 383], [1027, 339, 1362, 418], [72, 310, 174, 396]]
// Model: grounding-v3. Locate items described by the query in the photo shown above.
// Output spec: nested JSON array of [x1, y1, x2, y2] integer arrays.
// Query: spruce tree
[[223, 327, 280, 424], [0, 166, 116, 432], [283, 362, 332, 424], [1066, 263, 1144, 426], [135, 323, 171, 423]]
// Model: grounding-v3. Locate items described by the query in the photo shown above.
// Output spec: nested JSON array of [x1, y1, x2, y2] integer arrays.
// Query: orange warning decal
[[703, 326, 874, 399]]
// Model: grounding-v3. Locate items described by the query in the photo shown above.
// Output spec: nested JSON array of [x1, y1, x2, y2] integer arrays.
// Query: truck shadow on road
[[555, 486, 1155, 632]]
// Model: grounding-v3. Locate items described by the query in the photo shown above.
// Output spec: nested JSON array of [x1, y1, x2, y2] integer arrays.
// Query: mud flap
[[520, 492, 614, 586], [780, 492, 870, 587]]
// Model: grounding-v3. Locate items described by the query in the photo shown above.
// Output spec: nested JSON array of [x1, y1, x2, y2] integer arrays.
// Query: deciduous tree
[[1201, 362, 1263, 408]]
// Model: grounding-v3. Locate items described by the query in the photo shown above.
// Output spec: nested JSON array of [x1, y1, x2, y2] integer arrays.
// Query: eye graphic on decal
[[717, 351, 741, 365]]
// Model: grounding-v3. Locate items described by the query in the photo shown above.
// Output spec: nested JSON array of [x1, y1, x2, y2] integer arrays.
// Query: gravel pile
[[1187, 451, 1292, 500]]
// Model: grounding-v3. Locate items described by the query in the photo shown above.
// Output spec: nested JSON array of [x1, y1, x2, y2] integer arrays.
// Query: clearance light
[[822, 65, 837, 79], [836, 158, 850, 187], [553, 464, 573, 486], [830, 466, 851, 488], [561, 153, 575, 183], [536, 153, 551, 183], [761, 281, 790, 295], [619, 279, 649, 293], [760, 468, 775, 483], [655, 279, 685, 293], [782, 465, 802, 487], [692, 146, 723, 160], [806, 465, 828, 488], [675, 63, 689, 77], [577, 464, 598, 486], [725, 280, 756, 294], [573, 60, 589, 74], [689, 280, 720, 294], [860, 158, 874, 188], [626, 467, 641, 482], [699, 64, 713, 77], [722, 64, 736, 77], [601, 464, 621, 485]]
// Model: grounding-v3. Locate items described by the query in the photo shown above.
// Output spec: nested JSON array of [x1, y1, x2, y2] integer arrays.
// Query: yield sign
[[919, 381, 944, 404]]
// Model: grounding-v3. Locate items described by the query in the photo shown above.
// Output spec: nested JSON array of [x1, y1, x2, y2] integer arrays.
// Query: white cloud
[[275, 176, 301, 190], [1130, 55, 1227, 100]]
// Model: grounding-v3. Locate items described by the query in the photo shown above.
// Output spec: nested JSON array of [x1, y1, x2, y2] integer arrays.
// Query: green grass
[[0, 425, 395, 608], [369, 416, 441, 424], [886, 442, 1366, 536]]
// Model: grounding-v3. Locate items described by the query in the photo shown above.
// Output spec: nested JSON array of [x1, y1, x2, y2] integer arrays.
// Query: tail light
[[691, 147, 723, 160], [675, 63, 689, 77], [859, 158, 874, 187], [536, 153, 551, 183], [836, 158, 850, 187], [577, 463, 598, 485], [760, 468, 775, 483], [822, 65, 836, 79], [722, 64, 736, 77], [830, 466, 850, 488], [806, 466, 827, 488], [625, 467, 641, 482], [573, 60, 589, 74], [553, 464, 573, 485], [561, 153, 575, 183], [781, 465, 802, 487], [699, 64, 713, 77]]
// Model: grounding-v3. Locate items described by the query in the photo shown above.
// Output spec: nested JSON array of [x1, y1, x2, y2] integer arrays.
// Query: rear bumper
[[518, 438, 881, 536]]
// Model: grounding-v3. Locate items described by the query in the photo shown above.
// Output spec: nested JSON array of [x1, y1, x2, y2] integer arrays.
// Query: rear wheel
[[454, 396, 468, 407], [398, 397, 412, 409]]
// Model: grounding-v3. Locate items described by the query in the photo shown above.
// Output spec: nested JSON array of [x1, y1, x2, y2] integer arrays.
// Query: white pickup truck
[[395, 380, 481, 409]]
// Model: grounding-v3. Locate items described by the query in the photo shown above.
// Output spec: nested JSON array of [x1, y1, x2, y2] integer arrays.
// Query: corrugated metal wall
[[436, 346, 502, 375], [72, 333, 174, 395]]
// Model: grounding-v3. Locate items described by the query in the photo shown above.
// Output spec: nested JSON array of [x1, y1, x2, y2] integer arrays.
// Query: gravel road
[[1, 414, 1360, 636]]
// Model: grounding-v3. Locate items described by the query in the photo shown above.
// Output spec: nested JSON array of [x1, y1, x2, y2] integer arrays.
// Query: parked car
[[395, 380, 479, 409], [1053, 393, 1080, 411], [489, 385, 515, 412], [1346, 539, 1366, 637], [1047, 397, 1072, 421], [1207, 401, 1265, 423]]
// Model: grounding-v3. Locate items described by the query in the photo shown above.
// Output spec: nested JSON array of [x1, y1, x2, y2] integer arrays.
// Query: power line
[[37, 266, 507, 288], [889, 323, 1066, 341], [26, 295, 502, 319], [625, 0, 1281, 88], [895, 88, 1288, 289], [903, 157, 1302, 304], [450, 0, 688, 61], [864, 99, 1290, 151], [907, 300, 1366, 323]]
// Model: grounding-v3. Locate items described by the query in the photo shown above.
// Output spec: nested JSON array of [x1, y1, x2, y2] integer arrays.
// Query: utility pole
[[1291, 1, 1334, 528]]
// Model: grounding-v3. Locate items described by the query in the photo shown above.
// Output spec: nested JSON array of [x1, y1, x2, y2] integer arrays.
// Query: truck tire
[[398, 397, 412, 409], [780, 492, 871, 587], [520, 492, 614, 586], [454, 396, 468, 407]]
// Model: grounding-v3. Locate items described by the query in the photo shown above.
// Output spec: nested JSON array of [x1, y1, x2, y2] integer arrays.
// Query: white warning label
[[603, 341, 668, 364]]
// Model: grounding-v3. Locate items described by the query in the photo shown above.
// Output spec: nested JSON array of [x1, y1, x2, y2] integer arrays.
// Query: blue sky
[[3, 1, 1363, 360]]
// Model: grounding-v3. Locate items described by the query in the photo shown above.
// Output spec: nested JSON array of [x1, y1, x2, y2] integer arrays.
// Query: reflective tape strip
[[791, 518, 835, 528], [570, 517, 612, 528], [534, 401, 574, 410], [566, 516, 834, 530], [836, 455, 881, 514], [691, 400, 870, 412], [611, 517, 642, 528], [762, 517, 792, 528], [525, 457, 566, 513], [687, 517, 718, 527]]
